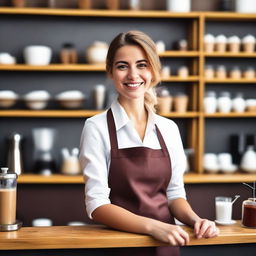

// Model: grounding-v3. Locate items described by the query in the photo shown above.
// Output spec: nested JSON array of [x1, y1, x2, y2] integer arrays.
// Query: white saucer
[[215, 219, 236, 225]]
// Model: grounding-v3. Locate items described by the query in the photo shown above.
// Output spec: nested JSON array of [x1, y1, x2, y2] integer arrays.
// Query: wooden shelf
[[17, 173, 256, 184], [184, 172, 256, 183], [0, 110, 198, 118], [0, 110, 102, 118], [161, 76, 199, 82], [205, 79, 256, 83], [205, 112, 256, 118], [204, 52, 256, 58], [0, 64, 105, 71], [161, 112, 199, 118], [204, 11, 256, 21], [159, 51, 199, 57], [0, 7, 201, 18]]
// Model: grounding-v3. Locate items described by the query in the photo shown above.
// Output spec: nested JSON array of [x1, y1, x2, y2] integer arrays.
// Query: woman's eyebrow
[[114, 59, 147, 65]]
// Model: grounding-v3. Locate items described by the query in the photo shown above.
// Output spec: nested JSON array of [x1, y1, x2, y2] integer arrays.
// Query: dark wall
[[17, 183, 251, 226]]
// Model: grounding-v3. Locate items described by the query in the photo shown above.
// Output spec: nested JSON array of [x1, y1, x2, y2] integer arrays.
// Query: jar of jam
[[242, 198, 256, 228]]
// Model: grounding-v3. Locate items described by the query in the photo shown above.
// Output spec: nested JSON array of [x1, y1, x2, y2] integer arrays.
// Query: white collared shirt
[[79, 99, 187, 219]]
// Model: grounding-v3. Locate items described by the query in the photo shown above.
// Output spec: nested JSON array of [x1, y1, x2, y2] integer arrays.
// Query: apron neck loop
[[107, 109, 118, 150]]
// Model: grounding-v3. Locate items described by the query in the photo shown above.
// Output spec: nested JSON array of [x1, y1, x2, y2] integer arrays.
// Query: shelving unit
[[17, 173, 256, 184], [1, 7, 256, 183]]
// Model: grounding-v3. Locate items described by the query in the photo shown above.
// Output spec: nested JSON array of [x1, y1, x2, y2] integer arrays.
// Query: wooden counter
[[0, 221, 255, 250]]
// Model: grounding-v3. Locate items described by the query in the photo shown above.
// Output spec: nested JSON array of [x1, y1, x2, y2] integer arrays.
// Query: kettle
[[7, 133, 24, 175]]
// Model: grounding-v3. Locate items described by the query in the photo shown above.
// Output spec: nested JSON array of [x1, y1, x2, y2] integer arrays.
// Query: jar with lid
[[204, 91, 217, 113], [243, 67, 255, 79], [232, 92, 246, 113], [215, 65, 227, 79], [230, 66, 242, 79], [177, 66, 189, 78], [242, 198, 256, 228], [0, 167, 22, 231], [217, 91, 232, 113], [60, 43, 78, 64], [205, 65, 214, 79]]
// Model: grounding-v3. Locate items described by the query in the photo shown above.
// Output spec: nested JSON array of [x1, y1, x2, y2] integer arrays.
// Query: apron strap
[[107, 109, 118, 150], [155, 125, 169, 156], [107, 108, 169, 154]]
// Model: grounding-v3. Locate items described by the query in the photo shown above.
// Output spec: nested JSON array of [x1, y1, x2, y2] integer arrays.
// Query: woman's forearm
[[168, 198, 202, 227], [92, 204, 153, 235]]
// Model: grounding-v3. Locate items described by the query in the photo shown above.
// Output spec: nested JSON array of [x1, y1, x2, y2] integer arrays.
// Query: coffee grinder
[[32, 128, 57, 175]]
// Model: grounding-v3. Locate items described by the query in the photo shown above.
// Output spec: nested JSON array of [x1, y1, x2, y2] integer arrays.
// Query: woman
[[79, 30, 219, 256]]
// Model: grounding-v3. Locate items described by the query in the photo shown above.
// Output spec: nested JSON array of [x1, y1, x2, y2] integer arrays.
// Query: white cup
[[215, 197, 232, 223], [23, 45, 52, 66], [218, 153, 232, 168]]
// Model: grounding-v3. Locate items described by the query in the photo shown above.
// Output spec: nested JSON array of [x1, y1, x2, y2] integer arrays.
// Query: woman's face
[[110, 45, 153, 103]]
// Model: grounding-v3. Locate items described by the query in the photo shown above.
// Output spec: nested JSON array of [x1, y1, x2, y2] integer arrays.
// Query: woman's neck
[[117, 97, 147, 124]]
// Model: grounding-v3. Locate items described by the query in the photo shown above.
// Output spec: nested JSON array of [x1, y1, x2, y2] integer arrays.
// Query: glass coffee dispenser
[[32, 128, 56, 175], [0, 167, 22, 231]]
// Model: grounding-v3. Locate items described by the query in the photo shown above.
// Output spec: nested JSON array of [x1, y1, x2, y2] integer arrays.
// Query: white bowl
[[24, 90, 50, 110], [221, 164, 238, 174], [56, 90, 85, 109], [0, 90, 18, 108], [23, 45, 52, 66], [0, 53, 16, 64]]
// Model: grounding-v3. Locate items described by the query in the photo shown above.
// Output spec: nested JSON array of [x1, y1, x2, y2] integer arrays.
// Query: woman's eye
[[137, 63, 147, 68], [117, 65, 127, 70]]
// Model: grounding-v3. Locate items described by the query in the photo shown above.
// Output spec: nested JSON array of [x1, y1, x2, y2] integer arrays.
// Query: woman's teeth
[[124, 82, 142, 88]]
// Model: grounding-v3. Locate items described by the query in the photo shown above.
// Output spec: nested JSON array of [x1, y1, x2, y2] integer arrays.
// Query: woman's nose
[[127, 67, 139, 80]]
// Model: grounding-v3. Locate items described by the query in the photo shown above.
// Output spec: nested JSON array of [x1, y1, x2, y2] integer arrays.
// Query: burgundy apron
[[107, 109, 180, 256]]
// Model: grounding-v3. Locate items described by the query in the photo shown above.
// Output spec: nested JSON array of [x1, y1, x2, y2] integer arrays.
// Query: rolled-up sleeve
[[166, 123, 186, 201], [79, 119, 111, 219]]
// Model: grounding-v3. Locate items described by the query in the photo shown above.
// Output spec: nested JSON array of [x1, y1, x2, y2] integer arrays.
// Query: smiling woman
[[79, 30, 219, 256]]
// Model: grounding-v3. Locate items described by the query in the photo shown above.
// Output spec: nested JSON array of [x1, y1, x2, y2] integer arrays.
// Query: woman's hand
[[194, 219, 219, 239], [147, 219, 190, 246]]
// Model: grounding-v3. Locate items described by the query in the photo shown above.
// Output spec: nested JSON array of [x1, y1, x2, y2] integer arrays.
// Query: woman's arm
[[92, 204, 190, 246], [169, 198, 219, 239]]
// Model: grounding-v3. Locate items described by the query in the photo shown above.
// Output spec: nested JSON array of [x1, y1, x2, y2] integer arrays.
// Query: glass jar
[[0, 168, 17, 226], [242, 198, 256, 228]]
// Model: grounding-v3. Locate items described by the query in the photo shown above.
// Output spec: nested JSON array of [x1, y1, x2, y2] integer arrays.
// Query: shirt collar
[[110, 98, 157, 132]]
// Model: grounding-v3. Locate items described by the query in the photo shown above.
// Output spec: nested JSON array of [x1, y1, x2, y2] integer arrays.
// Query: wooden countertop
[[0, 221, 255, 250]]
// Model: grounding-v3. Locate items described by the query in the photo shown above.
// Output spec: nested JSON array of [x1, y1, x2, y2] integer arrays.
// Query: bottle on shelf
[[243, 66, 255, 79], [204, 91, 217, 114], [217, 91, 232, 113], [204, 65, 215, 79]]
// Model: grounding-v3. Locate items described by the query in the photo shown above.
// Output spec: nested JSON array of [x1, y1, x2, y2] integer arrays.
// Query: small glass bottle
[[242, 198, 256, 228]]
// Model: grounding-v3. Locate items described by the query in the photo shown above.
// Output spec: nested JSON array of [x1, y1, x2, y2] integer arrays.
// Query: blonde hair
[[106, 30, 161, 112]]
